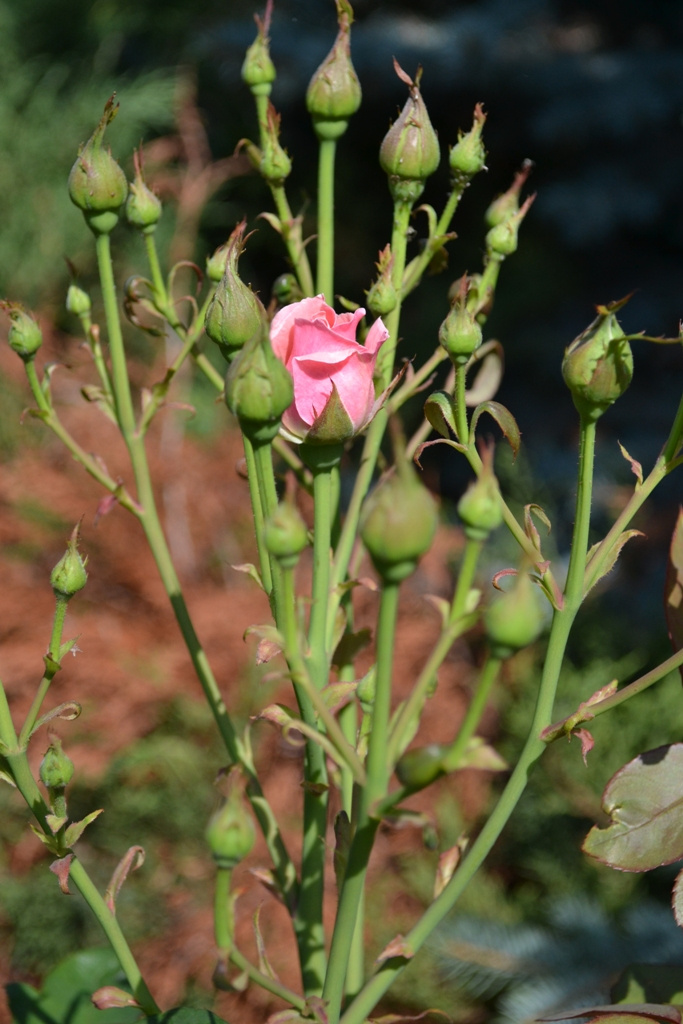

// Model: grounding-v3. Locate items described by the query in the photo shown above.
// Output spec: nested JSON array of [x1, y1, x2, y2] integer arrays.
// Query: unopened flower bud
[[264, 500, 309, 568], [366, 245, 397, 317], [395, 743, 447, 791], [360, 460, 438, 583], [68, 96, 128, 235], [438, 275, 482, 366], [457, 459, 502, 541], [125, 151, 162, 234], [562, 298, 634, 422], [241, 7, 276, 95], [449, 103, 487, 181], [50, 525, 88, 600], [380, 61, 440, 204], [306, 0, 361, 140], [272, 273, 303, 308], [39, 737, 74, 791], [485, 194, 535, 260], [206, 786, 256, 870], [205, 221, 267, 361], [206, 243, 229, 284], [485, 160, 533, 227], [66, 283, 92, 317], [225, 329, 293, 444], [3, 303, 43, 362], [259, 103, 292, 185], [484, 571, 544, 659]]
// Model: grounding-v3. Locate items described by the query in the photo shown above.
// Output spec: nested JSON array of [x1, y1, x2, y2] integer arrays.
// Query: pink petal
[[288, 318, 365, 364], [365, 316, 390, 354], [270, 295, 331, 363]]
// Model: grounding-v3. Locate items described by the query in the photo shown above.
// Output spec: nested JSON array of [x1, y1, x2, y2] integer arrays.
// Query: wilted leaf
[[32, 701, 82, 737], [434, 839, 467, 899], [376, 933, 415, 964], [673, 866, 683, 928], [665, 509, 683, 681], [539, 1006, 681, 1024], [619, 442, 644, 486], [465, 341, 504, 407], [524, 503, 552, 553], [321, 681, 356, 713], [50, 854, 74, 894], [92, 986, 140, 1010], [105, 846, 145, 914], [457, 737, 507, 772], [232, 563, 265, 590], [583, 743, 683, 871], [244, 624, 284, 664], [469, 401, 521, 458], [253, 906, 280, 981], [574, 728, 595, 765], [586, 531, 645, 595]]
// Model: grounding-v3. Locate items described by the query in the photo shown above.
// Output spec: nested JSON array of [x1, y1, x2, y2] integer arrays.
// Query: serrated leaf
[[105, 846, 145, 914], [586, 530, 645, 595], [465, 342, 504, 406], [424, 391, 457, 438], [665, 509, 683, 681], [583, 743, 683, 871], [469, 400, 521, 458], [64, 808, 103, 849], [619, 442, 644, 486]]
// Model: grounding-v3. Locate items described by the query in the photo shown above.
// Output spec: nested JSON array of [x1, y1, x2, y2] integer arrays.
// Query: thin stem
[[323, 581, 400, 1022], [252, 438, 286, 621], [316, 136, 337, 303], [242, 435, 274, 599], [23, 359, 51, 414], [453, 363, 468, 444], [443, 655, 501, 767], [229, 945, 308, 1012], [307, 460, 337, 690], [143, 232, 167, 307], [213, 865, 234, 953], [95, 233, 137, 437]]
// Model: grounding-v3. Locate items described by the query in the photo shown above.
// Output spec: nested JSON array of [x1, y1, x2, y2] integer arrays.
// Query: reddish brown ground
[[0, 327, 490, 1023]]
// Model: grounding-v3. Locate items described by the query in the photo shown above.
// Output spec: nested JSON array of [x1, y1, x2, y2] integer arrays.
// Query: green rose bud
[[380, 62, 440, 204], [206, 786, 256, 870], [68, 96, 128, 236], [449, 103, 487, 181], [457, 454, 502, 541], [271, 273, 303, 308], [3, 303, 43, 362], [306, 0, 361, 140], [241, 8, 276, 95], [125, 151, 162, 233], [438, 275, 482, 366], [39, 736, 75, 791], [360, 459, 438, 583], [259, 103, 292, 185], [485, 194, 535, 260], [66, 283, 92, 317], [366, 245, 398, 317], [561, 298, 634, 422], [395, 743, 447, 791], [264, 499, 309, 568], [225, 328, 294, 443], [205, 221, 267, 361], [485, 160, 533, 227], [50, 525, 88, 600], [484, 571, 545, 659]]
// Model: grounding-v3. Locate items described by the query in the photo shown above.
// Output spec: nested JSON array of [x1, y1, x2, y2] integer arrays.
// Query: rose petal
[[271, 295, 331, 363], [365, 316, 390, 354]]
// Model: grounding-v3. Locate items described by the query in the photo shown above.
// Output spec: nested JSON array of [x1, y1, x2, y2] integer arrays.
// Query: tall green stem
[[316, 136, 338, 303], [324, 580, 400, 1022], [241, 434, 274, 599]]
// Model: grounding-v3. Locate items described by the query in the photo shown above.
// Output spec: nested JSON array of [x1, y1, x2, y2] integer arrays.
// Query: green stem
[[143, 232, 167, 307], [453, 363, 468, 444], [24, 359, 51, 414], [323, 581, 400, 1022], [214, 865, 234, 952], [242, 434, 274, 599], [229, 945, 308, 1011], [401, 178, 468, 298], [280, 565, 328, 995], [0, 682, 18, 751], [316, 136, 337, 303], [95, 233, 137, 437], [306, 449, 340, 690], [443, 655, 501, 768], [252, 438, 286, 621]]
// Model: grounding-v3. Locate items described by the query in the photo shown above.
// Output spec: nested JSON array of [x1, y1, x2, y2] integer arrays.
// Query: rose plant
[[3, 2, 683, 1024]]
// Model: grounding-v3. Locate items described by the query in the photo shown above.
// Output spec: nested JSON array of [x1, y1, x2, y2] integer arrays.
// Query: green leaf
[[64, 808, 104, 849], [469, 400, 521, 458], [665, 508, 683, 682], [540, 1007, 681, 1024], [583, 743, 683, 871], [465, 340, 504, 406], [6, 948, 140, 1024], [424, 391, 457, 438], [586, 530, 645, 595], [613, 963, 683, 1006]]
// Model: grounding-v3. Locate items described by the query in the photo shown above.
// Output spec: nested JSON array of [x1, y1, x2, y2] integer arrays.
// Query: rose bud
[[270, 295, 389, 446], [3, 303, 43, 363], [366, 245, 398, 318], [51, 524, 88, 600], [68, 96, 128, 236], [457, 455, 502, 541], [125, 150, 162, 234], [205, 221, 267, 361], [395, 743, 447, 791], [439, 274, 482, 366], [485, 194, 535, 260], [306, 0, 361, 140], [241, 5, 276, 96], [264, 499, 309, 569], [39, 736, 75, 791], [206, 787, 256, 870], [225, 327, 294, 444], [562, 299, 634, 422], [449, 103, 487, 182], [380, 61, 440, 203], [272, 273, 304, 308], [485, 160, 533, 228], [259, 102, 292, 185], [484, 571, 545, 660], [360, 459, 438, 583], [66, 283, 92, 318]]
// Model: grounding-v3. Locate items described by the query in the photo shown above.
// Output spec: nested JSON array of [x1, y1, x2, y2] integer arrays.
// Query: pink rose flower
[[270, 295, 389, 445]]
